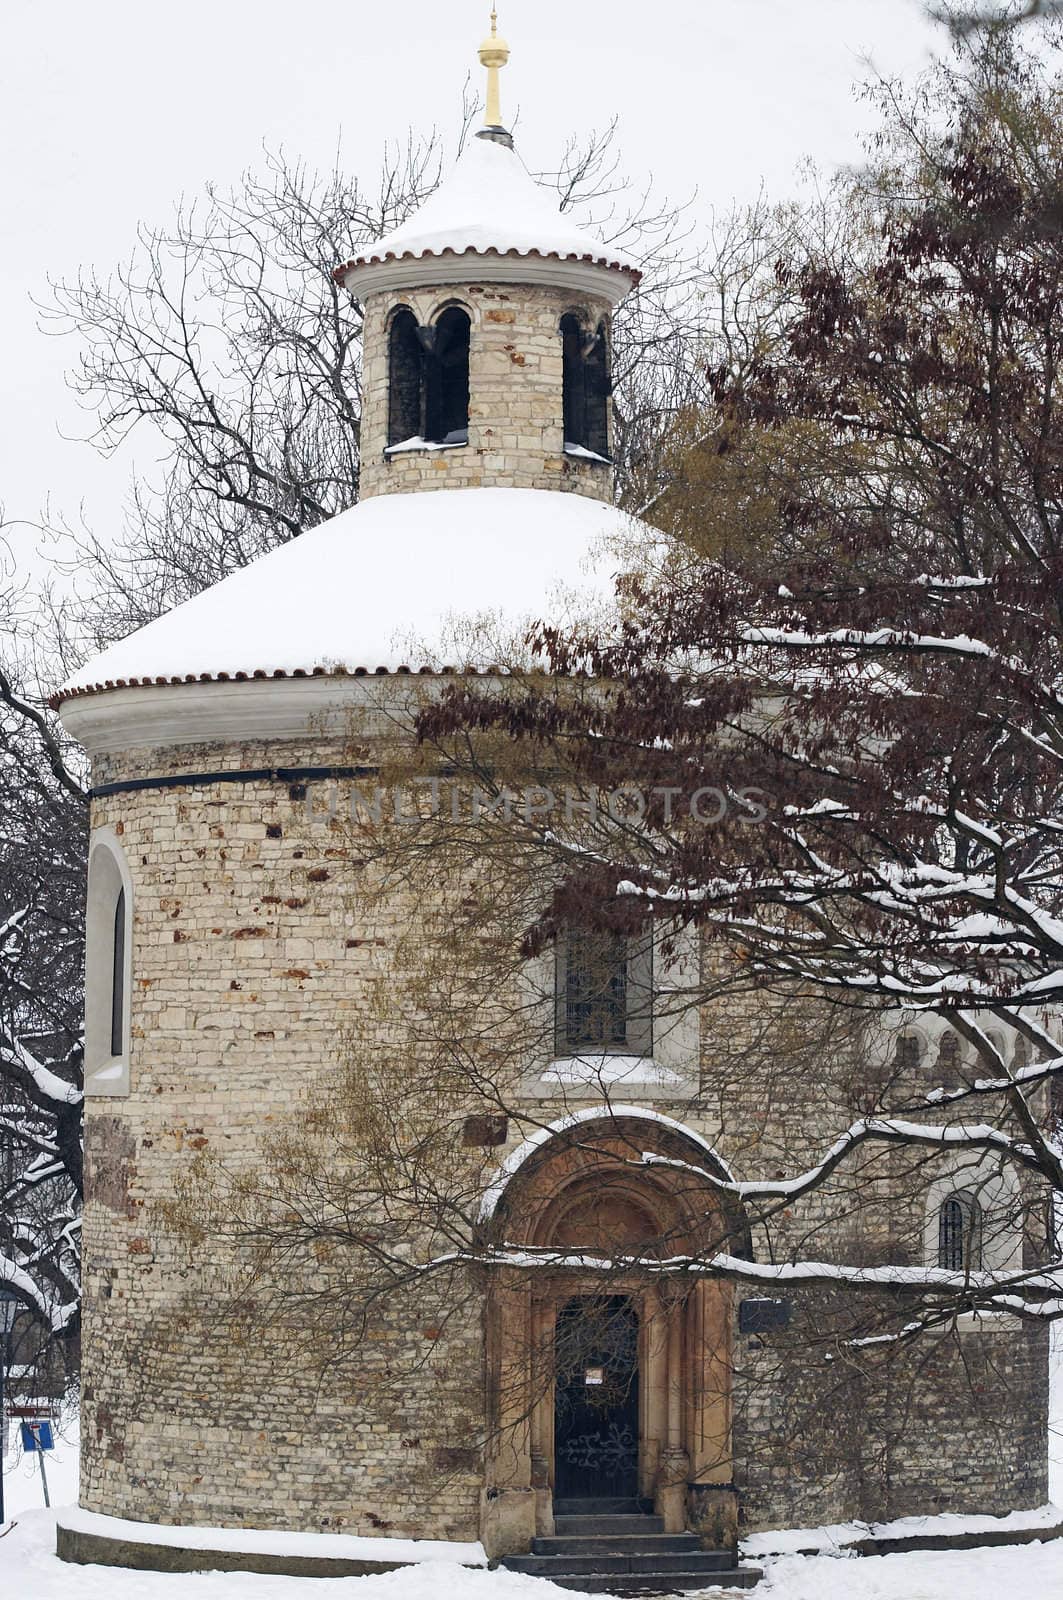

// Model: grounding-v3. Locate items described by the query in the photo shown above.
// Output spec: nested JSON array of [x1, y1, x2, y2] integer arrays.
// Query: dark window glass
[[111, 887, 126, 1059], [561, 314, 611, 459], [566, 931, 628, 1050], [424, 307, 470, 444], [561, 313, 587, 447], [894, 1033, 922, 1071], [582, 322, 611, 459], [388, 308, 424, 445]]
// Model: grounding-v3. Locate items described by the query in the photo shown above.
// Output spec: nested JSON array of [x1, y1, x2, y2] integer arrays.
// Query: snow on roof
[[58, 487, 654, 700], [336, 135, 640, 285]]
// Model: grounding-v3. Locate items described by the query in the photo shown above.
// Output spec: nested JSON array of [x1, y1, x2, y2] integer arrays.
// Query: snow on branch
[[0, 1254, 78, 1333], [634, 1117, 1039, 1215], [10, 1038, 82, 1109], [423, 1244, 1063, 1317]]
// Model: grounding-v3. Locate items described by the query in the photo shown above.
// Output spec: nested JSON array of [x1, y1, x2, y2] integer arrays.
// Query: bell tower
[[336, 12, 640, 504]]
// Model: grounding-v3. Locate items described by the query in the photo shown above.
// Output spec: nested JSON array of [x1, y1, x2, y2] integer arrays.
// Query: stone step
[[546, 1570, 761, 1595], [505, 1550, 736, 1578], [553, 1498, 650, 1516], [533, 1534, 702, 1557], [554, 1514, 665, 1537]]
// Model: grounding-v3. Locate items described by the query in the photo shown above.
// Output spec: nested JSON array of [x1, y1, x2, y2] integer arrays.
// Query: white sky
[[1, 0, 946, 584]]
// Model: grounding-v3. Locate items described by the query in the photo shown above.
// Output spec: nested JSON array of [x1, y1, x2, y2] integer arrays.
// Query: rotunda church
[[53, 17, 1049, 1590]]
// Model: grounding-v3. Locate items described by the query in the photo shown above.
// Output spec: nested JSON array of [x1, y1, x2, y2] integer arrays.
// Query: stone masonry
[[78, 729, 1048, 1540], [358, 283, 614, 502]]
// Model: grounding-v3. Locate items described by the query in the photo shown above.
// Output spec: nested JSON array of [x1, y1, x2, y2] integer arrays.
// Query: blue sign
[[20, 1420, 54, 1452]]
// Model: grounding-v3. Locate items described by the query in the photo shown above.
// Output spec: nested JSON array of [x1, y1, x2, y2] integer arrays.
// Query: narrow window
[[388, 308, 424, 445], [110, 888, 126, 1060], [85, 831, 132, 1095], [556, 930, 652, 1056], [424, 307, 470, 444], [936, 1031, 962, 1084], [561, 313, 587, 449], [561, 314, 611, 459], [938, 1194, 981, 1272], [583, 322, 611, 459]]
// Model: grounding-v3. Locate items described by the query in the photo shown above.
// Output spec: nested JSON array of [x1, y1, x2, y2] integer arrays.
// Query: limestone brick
[[358, 283, 615, 503], [77, 729, 1048, 1542]]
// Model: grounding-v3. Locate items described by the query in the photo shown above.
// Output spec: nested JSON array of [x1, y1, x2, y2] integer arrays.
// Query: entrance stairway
[[500, 1499, 761, 1595]]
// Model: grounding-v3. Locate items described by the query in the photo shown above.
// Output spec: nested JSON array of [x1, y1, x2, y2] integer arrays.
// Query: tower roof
[[335, 135, 641, 304]]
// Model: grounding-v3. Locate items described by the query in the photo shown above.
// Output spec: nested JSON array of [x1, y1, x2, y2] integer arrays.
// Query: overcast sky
[[2, 0, 948, 583]]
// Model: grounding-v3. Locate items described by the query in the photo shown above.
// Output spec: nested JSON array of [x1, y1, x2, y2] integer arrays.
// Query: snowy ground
[[4, 1507, 1063, 1599], [4, 1428, 1063, 1599]]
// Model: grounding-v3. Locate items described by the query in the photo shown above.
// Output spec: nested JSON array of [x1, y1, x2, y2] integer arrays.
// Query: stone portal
[[480, 1114, 743, 1559]]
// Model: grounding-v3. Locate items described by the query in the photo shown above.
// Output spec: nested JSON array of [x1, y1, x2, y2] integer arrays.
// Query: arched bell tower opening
[[479, 1112, 747, 1560], [387, 304, 472, 448], [561, 311, 611, 461]]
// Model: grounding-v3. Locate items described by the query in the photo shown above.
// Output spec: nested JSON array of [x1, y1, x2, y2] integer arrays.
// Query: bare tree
[[0, 569, 84, 1366]]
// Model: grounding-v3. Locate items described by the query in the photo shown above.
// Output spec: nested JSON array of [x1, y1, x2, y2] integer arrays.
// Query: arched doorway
[[479, 1112, 747, 1558]]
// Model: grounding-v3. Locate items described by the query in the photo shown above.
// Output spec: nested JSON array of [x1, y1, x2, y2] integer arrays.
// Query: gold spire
[[478, 6, 511, 132]]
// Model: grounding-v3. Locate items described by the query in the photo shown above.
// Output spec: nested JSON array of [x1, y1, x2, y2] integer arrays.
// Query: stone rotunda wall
[[81, 727, 489, 1537], [78, 719, 1049, 1542]]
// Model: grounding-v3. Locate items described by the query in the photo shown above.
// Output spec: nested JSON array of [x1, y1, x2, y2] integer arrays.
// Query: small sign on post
[[20, 1419, 54, 1452], [18, 1417, 54, 1507]]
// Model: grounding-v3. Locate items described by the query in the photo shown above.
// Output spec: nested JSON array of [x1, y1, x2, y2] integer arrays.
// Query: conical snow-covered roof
[[336, 135, 640, 303], [57, 488, 654, 702]]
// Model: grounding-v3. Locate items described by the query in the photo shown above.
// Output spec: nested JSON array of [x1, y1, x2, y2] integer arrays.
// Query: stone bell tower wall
[[358, 281, 615, 502]]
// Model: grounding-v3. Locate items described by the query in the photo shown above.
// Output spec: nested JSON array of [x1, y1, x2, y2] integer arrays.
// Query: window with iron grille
[[555, 930, 652, 1056], [938, 1192, 981, 1272]]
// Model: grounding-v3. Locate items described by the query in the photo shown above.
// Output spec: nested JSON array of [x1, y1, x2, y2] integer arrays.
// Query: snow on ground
[[755, 1543, 1063, 1599], [2, 1513, 548, 1600], [4, 1429, 1063, 1599], [742, 1501, 1063, 1557], [3, 1505, 1063, 1600]]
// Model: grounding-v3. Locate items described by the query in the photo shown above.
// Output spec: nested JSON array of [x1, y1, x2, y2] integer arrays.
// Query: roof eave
[[334, 246, 640, 307]]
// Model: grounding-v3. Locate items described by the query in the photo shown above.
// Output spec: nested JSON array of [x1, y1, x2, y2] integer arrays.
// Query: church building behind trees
[[52, 14, 1049, 1591]]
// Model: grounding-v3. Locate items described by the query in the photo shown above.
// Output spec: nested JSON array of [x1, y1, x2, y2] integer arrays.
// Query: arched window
[[561, 313, 611, 460], [388, 308, 424, 446], [387, 305, 470, 448], [938, 1193, 982, 1272], [424, 306, 470, 445], [85, 829, 133, 1096], [110, 888, 126, 1060]]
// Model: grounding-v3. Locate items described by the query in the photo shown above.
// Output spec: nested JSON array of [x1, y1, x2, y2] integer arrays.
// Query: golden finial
[[478, 6, 511, 134]]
